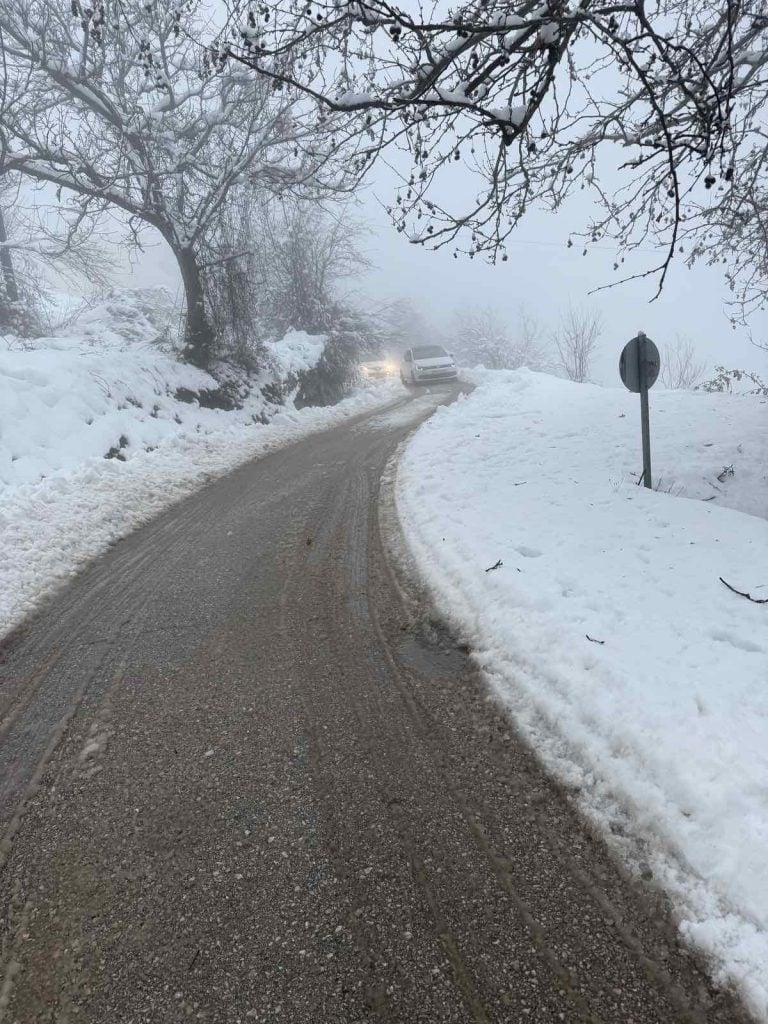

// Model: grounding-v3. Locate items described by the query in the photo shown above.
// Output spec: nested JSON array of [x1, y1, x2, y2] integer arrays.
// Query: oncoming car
[[400, 345, 458, 386], [360, 358, 398, 381]]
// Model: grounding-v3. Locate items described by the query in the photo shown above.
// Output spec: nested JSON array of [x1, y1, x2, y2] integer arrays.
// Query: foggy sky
[[118, 163, 768, 387]]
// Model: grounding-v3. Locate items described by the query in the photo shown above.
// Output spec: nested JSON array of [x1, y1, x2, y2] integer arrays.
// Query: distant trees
[[552, 307, 602, 383], [252, 200, 376, 403], [206, 197, 367, 326], [454, 305, 547, 370], [0, 0, 354, 366], [0, 205, 21, 333], [249, 201, 370, 336], [451, 302, 604, 378], [0, 176, 112, 336], [661, 336, 706, 390], [203, 195, 379, 399], [380, 298, 436, 355], [454, 306, 506, 369]]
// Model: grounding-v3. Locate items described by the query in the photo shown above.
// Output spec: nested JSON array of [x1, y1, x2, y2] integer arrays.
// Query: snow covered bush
[[295, 309, 368, 407], [70, 288, 181, 350], [699, 366, 768, 397], [0, 281, 42, 341]]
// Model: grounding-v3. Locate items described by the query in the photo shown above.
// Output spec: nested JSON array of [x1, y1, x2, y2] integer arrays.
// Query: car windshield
[[411, 345, 447, 359]]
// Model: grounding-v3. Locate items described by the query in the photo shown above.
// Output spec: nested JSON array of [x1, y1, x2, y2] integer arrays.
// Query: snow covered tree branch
[[0, 173, 112, 334], [222, 0, 768, 308], [0, 0, 358, 365]]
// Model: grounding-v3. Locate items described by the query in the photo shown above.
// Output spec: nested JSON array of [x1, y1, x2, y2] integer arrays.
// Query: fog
[[115, 166, 768, 387]]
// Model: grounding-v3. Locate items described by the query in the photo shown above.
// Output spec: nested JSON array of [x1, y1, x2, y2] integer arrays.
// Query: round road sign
[[619, 333, 660, 393]]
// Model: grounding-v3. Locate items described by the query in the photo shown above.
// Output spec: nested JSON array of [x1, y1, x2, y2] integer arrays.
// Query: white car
[[400, 345, 458, 385]]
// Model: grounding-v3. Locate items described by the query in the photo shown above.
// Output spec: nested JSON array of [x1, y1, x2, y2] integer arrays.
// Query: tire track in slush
[[0, 384, 754, 1024]]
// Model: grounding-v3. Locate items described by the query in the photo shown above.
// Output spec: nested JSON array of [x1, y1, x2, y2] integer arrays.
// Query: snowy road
[[0, 386, 752, 1023]]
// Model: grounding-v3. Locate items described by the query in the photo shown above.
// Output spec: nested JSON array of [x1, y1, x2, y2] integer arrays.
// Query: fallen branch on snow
[[719, 578, 768, 604]]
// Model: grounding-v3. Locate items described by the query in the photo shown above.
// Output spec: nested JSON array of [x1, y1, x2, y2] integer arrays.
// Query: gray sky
[[352, 171, 768, 386]]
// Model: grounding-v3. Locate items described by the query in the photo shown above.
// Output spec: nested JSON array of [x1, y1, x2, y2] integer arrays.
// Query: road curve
[[0, 385, 752, 1023]]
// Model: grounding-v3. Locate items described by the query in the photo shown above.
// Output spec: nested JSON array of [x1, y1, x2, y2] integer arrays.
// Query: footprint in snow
[[710, 629, 764, 654], [516, 546, 543, 558]]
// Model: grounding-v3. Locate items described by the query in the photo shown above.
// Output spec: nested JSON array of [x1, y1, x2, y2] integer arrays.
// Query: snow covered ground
[[0, 291, 399, 638], [397, 368, 768, 1019]]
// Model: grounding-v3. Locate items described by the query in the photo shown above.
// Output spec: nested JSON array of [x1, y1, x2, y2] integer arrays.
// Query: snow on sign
[[619, 333, 660, 489]]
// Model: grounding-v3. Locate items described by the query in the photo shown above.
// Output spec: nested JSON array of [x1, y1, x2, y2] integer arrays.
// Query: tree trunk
[[0, 208, 20, 328], [175, 245, 215, 369]]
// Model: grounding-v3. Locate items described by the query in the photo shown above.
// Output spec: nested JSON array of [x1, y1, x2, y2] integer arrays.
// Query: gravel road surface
[[0, 386, 752, 1023]]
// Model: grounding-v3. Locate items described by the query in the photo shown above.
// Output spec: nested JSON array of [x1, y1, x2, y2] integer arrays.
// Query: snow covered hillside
[[0, 290, 397, 638], [397, 369, 768, 1018]]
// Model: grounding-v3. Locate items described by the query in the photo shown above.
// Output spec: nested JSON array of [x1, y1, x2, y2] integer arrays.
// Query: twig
[[719, 578, 768, 604], [187, 949, 201, 972], [485, 559, 503, 572], [586, 634, 605, 645]]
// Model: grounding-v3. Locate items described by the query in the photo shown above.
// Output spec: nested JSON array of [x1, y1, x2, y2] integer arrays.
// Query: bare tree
[[204, 196, 370, 349], [202, 194, 378, 397], [661, 336, 707, 390], [0, 204, 19, 327], [515, 307, 553, 371], [1, 175, 113, 278], [454, 304, 546, 370], [1, 175, 112, 335], [0, 0, 355, 365], [553, 307, 601, 383], [248, 200, 371, 335], [222, 0, 768, 311], [380, 297, 436, 354]]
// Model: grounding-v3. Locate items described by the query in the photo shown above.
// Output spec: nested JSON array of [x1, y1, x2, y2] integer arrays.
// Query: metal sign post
[[619, 332, 660, 489], [638, 336, 653, 489]]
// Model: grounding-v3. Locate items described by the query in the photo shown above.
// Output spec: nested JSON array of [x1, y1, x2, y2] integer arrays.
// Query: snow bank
[[0, 293, 399, 637], [0, 334, 216, 487], [0, 291, 335, 490], [397, 369, 768, 1018]]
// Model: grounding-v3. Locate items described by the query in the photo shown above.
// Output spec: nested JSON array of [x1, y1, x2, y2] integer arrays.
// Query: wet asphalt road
[[0, 385, 753, 1023]]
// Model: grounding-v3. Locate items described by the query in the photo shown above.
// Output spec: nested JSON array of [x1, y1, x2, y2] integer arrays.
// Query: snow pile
[[0, 292, 335, 491], [63, 287, 180, 348], [265, 330, 327, 377], [397, 369, 768, 1018], [1, 330, 215, 487], [0, 293, 399, 637]]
